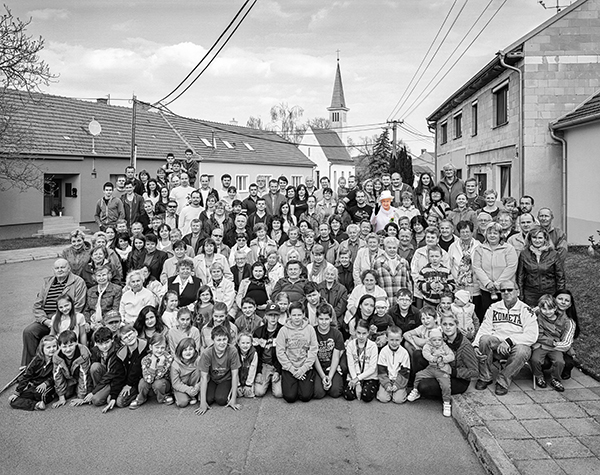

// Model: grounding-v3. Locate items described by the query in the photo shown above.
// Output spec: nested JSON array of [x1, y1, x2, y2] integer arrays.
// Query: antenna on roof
[[538, 0, 569, 13]]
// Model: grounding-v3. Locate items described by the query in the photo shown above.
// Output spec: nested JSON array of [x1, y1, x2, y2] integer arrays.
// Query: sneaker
[[475, 379, 492, 390], [164, 396, 175, 405], [129, 400, 142, 410], [407, 389, 421, 402], [443, 402, 452, 417], [189, 398, 197, 405], [536, 376, 547, 389], [550, 378, 565, 392], [495, 383, 508, 396], [34, 401, 46, 411]]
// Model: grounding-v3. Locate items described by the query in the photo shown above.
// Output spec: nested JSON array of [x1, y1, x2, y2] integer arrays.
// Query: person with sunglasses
[[472, 281, 538, 396]]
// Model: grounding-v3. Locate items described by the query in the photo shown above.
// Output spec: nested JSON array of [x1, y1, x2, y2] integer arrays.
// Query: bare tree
[[306, 117, 331, 129], [0, 6, 58, 192], [270, 102, 305, 143]]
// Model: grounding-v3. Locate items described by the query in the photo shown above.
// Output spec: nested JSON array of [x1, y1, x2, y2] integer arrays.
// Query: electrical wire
[[387, 0, 460, 121], [160, 0, 257, 107], [155, 0, 253, 105], [401, 0, 509, 120]]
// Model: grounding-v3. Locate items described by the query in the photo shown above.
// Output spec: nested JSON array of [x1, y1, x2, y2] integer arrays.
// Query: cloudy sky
[[14, 0, 558, 151]]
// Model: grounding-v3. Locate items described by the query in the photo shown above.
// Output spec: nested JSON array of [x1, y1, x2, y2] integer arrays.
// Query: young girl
[[436, 292, 454, 320], [451, 289, 478, 341], [9, 336, 57, 411], [344, 319, 379, 402], [347, 294, 376, 340], [193, 285, 214, 329], [275, 302, 318, 403], [133, 305, 165, 341], [50, 295, 87, 347], [170, 338, 201, 408], [237, 332, 258, 398], [275, 292, 290, 325], [410, 215, 427, 249], [167, 308, 201, 355], [531, 295, 576, 392], [159, 291, 180, 330], [127, 234, 146, 271], [114, 232, 132, 276], [200, 302, 238, 350], [129, 333, 174, 409]]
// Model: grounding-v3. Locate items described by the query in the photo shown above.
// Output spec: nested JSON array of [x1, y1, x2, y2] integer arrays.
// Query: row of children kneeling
[[9, 298, 460, 417]]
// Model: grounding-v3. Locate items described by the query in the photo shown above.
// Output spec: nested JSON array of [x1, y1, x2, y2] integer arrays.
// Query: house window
[[200, 138, 214, 148], [453, 113, 462, 139], [440, 122, 448, 144], [235, 175, 249, 193], [221, 140, 234, 149], [474, 173, 487, 194], [471, 101, 478, 136], [243, 142, 255, 151], [494, 84, 509, 127], [291, 175, 302, 187], [499, 165, 511, 198]]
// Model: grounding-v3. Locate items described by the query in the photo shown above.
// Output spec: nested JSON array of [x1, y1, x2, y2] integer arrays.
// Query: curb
[[452, 394, 519, 475], [0, 248, 62, 265]]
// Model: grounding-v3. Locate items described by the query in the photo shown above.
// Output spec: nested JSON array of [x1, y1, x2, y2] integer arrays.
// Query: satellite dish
[[88, 119, 102, 136]]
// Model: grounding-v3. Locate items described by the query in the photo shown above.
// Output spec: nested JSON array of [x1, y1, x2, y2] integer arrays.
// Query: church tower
[[327, 56, 349, 141]]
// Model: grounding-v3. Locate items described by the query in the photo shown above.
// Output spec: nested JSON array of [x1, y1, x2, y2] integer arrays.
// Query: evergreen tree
[[389, 143, 414, 186], [367, 129, 391, 178]]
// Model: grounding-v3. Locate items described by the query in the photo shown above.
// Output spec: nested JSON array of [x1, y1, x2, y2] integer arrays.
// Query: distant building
[[0, 90, 315, 238], [426, 0, 600, 243], [298, 59, 354, 185]]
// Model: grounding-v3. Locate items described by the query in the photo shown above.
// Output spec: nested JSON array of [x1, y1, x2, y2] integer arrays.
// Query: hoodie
[[275, 319, 318, 375], [170, 356, 201, 394], [53, 344, 91, 398]]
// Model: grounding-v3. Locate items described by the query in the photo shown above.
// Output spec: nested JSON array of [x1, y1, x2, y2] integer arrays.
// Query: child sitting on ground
[[377, 326, 411, 404], [167, 308, 201, 354], [170, 338, 201, 408], [9, 336, 57, 411], [407, 327, 455, 417], [313, 304, 344, 399], [403, 306, 439, 353], [88, 326, 120, 408], [344, 319, 379, 403], [200, 302, 238, 349], [52, 330, 92, 409], [451, 289, 478, 341], [252, 303, 283, 398], [130, 333, 174, 409], [237, 332, 258, 398]]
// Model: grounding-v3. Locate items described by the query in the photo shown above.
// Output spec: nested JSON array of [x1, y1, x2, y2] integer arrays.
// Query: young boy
[[276, 301, 318, 403], [407, 327, 455, 417], [388, 288, 420, 335], [313, 304, 344, 399], [451, 289, 478, 340], [88, 326, 119, 408], [113, 324, 149, 409], [52, 330, 92, 408], [370, 298, 395, 348], [234, 297, 264, 334], [417, 246, 456, 307], [253, 303, 283, 398], [377, 326, 411, 404], [196, 325, 242, 415], [303, 281, 334, 327]]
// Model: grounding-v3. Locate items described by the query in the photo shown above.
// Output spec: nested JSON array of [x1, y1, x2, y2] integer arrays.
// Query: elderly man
[[437, 164, 465, 209], [473, 281, 538, 396], [537, 207, 568, 261], [21, 258, 87, 367]]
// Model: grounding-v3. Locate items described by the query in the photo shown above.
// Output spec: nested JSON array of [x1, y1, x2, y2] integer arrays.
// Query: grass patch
[[0, 236, 69, 251], [566, 248, 600, 376]]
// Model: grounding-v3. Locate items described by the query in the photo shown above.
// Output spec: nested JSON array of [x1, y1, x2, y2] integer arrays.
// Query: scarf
[[529, 243, 549, 262]]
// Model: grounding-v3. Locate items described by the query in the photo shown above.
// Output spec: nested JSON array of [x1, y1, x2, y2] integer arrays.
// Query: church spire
[[328, 55, 349, 139]]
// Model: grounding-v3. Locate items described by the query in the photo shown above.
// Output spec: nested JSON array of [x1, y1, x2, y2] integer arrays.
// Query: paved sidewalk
[[453, 367, 600, 475], [0, 245, 63, 265]]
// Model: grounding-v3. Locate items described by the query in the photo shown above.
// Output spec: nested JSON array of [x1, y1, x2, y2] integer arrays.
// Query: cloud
[[28, 8, 69, 21], [308, 1, 351, 30], [112, 19, 138, 32], [254, 0, 293, 19]]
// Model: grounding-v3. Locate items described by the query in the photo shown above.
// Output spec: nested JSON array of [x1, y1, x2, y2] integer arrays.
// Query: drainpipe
[[549, 126, 567, 235], [497, 51, 524, 196]]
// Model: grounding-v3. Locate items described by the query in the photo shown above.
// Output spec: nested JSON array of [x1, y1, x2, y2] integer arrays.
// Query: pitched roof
[[427, 0, 590, 123], [328, 61, 349, 111], [552, 89, 600, 130], [2, 89, 314, 167], [311, 127, 353, 164]]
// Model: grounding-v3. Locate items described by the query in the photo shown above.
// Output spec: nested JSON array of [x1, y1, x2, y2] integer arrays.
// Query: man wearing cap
[[370, 190, 401, 233], [21, 258, 87, 367], [473, 281, 538, 396]]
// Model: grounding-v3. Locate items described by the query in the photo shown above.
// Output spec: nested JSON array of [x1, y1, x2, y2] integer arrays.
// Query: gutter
[[498, 51, 524, 196], [549, 125, 568, 235]]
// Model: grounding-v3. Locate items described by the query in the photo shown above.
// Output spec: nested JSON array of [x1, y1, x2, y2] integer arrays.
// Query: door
[[44, 176, 62, 216]]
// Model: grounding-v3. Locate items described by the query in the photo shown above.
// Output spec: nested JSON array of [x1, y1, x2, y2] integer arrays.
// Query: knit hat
[[454, 289, 471, 305], [429, 327, 443, 339]]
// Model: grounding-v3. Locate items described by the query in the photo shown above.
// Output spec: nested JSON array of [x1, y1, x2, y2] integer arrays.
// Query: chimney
[[421, 149, 427, 154], [97, 98, 109, 105], [230, 118, 238, 126]]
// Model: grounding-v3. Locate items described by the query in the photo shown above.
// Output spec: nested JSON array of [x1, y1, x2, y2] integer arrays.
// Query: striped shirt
[[43, 279, 67, 316]]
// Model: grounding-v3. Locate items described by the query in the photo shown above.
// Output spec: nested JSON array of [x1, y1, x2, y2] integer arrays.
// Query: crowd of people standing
[[10, 155, 579, 419]]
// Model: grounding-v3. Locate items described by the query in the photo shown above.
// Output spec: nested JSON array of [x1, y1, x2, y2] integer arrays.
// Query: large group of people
[[10, 157, 579, 419]]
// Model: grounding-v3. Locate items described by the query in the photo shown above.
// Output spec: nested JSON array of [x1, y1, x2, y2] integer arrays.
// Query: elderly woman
[[352, 232, 384, 287], [413, 313, 478, 399], [371, 190, 400, 233], [207, 262, 235, 311], [250, 223, 278, 264], [167, 257, 203, 309], [61, 229, 92, 277], [373, 236, 413, 307], [517, 226, 566, 306], [316, 266, 348, 327], [472, 221, 518, 314], [119, 269, 158, 325], [81, 244, 123, 288]]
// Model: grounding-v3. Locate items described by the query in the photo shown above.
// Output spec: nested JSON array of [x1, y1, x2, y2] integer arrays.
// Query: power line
[[387, 0, 460, 121], [389, 0, 472, 121], [401, 0, 509, 120], [155, 0, 253, 105], [160, 0, 257, 107]]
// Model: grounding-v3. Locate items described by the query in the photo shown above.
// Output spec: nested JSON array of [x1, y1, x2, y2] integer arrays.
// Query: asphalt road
[[0, 259, 485, 475]]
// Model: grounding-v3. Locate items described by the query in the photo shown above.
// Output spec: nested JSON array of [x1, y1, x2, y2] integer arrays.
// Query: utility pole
[[387, 120, 403, 159], [130, 94, 137, 168]]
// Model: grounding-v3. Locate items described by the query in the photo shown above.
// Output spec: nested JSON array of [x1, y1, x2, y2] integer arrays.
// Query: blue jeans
[[478, 335, 531, 390]]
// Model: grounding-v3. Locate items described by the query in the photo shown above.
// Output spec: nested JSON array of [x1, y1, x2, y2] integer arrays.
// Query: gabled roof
[[427, 0, 590, 123], [552, 89, 600, 130], [311, 127, 353, 164], [1, 89, 314, 167], [328, 60, 349, 111]]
